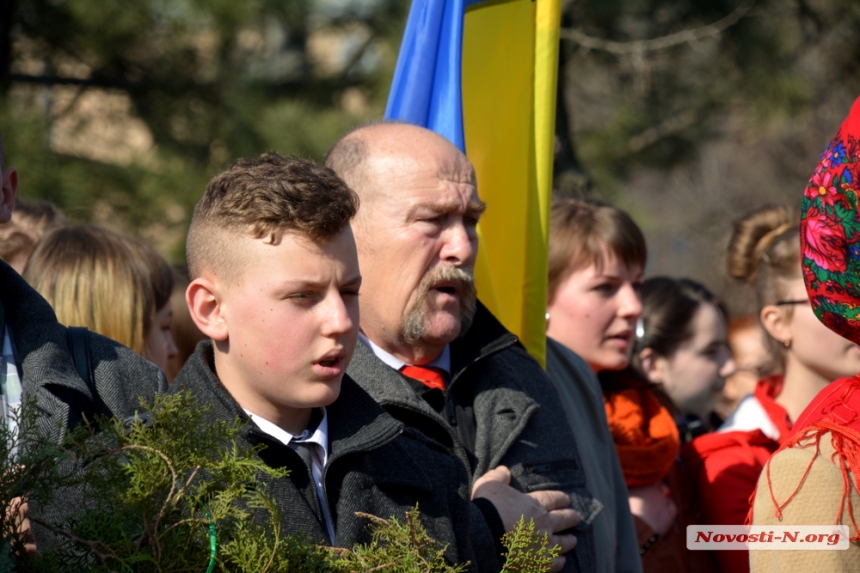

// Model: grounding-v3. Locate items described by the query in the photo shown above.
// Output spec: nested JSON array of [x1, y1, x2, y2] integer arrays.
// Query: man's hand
[[628, 481, 677, 536], [472, 466, 580, 573]]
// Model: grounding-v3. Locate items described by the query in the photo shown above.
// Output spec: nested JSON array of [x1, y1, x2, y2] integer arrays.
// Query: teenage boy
[[179, 153, 474, 562]]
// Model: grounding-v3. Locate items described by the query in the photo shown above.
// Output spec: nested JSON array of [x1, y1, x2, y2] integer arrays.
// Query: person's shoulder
[[545, 337, 599, 389], [685, 428, 776, 458], [86, 330, 166, 385], [792, 375, 860, 433], [86, 329, 168, 413], [682, 428, 778, 487]]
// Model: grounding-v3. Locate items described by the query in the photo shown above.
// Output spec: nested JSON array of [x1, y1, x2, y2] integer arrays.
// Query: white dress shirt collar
[[357, 332, 451, 374]]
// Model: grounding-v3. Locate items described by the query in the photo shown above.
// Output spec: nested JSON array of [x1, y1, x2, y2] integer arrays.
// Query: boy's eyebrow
[[280, 274, 363, 290]]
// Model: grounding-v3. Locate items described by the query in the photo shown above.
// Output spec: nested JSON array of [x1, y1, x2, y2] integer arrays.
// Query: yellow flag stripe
[[462, 0, 560, 366]]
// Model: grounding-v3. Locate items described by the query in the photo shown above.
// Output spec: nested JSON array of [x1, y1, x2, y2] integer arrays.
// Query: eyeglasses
[[773, 299, 810, 306]]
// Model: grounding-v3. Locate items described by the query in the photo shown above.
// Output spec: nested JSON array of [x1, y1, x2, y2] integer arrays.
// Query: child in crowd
[[750, 95, 860, 571], [631, 277, 735, 441], [683, 202, 860, 573], [713, 316, 778, 423], [23, 226, 178, 374], [175, 153, 474, 561], [0, 198, 67, 274]]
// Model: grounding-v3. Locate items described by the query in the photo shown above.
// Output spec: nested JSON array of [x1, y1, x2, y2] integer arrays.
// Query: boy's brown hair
[[548, 197, 647, 302], [186, 153, 359, 279]]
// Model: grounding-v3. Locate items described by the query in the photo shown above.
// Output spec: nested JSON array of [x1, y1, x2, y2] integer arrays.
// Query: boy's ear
[[186, 277, 228, 341], [638, 347, 666, 384], [0, 167, 19, 224]]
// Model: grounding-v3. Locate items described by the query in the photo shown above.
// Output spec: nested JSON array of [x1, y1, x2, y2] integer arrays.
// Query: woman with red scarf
[[750, 97, 860, 571], [681, 199, 860, 573]]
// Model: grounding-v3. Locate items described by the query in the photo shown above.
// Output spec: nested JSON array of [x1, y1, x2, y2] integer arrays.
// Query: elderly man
[[325, 123, 599, 573]]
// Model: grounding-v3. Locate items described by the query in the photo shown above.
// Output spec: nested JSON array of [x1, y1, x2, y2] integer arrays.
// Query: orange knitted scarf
[[603, 377, 681, 488]]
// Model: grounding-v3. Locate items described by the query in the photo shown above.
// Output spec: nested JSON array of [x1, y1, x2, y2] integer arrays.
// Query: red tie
[[400, 365, 448, 391]]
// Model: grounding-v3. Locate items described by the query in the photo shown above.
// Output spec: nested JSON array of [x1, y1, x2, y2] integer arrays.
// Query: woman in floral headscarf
[[682, 196, 860, 573], [749, 97, 860, 571]]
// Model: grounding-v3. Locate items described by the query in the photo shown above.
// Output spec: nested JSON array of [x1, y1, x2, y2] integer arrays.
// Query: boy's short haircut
[[186, 153, 359, 279], [548, 197, 647, 301]]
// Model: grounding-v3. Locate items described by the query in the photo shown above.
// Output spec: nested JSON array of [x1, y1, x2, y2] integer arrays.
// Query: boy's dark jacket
[[170, 342, 477, 567], [0, 260, 167, 442], [347, 301, 602, 573]]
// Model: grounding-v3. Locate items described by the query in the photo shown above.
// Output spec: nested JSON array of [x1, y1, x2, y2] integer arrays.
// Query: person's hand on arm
[[471, 466, 580, 573]]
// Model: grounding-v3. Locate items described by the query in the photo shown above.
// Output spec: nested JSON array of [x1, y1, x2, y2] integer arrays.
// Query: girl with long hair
[[24, 225, 178, 373]]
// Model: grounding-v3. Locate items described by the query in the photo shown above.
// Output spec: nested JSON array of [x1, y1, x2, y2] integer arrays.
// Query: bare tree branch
[[628, 110, 697, 153], [560, 0, 755, 55]]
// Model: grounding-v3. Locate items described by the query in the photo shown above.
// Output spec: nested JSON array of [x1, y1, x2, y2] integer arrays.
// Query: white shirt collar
[[358, 332, 451, 374], [242, 407, 335, 542], [242, 407, 329, 458]]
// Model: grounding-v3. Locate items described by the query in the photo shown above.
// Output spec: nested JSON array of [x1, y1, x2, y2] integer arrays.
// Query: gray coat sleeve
[[610, 446, 642, 573], [468, 342, 602, 573], [545, 338, 642, 573]]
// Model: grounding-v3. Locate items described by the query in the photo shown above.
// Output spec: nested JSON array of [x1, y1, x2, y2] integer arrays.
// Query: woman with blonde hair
[[23, 226, 178, 373]]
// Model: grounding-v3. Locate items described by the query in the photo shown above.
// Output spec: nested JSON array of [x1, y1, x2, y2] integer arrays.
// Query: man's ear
[[186, 277, 228, 341], [0, 167, 19, 224], [760, 304, 790, 346], [638, 347, 666, 384]]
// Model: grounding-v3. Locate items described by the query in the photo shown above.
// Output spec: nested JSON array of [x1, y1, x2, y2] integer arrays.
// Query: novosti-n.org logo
[[687, 525, 849, 550]]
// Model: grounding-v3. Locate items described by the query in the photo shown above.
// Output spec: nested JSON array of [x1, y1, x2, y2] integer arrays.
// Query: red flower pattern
[[804, 207, 848, 273], [807, 168, 840, 206], [802, 96, 860, 344]]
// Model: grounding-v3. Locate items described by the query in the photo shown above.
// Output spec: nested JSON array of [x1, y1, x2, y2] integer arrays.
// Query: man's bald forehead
[[351, 123, 460, 155], [326, 123, 473, 198]]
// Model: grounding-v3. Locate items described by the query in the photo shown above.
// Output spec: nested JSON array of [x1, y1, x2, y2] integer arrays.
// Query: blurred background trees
[[555, 0, 860, 311], [1, 0, 407, 260], [2, 0, 860, 312]]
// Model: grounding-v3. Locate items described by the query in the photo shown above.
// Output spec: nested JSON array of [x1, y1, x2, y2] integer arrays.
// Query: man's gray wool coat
[[347, 301, 602, 573]]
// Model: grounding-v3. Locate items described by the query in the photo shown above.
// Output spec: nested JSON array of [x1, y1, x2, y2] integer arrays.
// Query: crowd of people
[[2, 96, 860, 572]]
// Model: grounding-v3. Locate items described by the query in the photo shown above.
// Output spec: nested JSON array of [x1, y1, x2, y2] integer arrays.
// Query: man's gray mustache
[[401, 266, 478, 343]]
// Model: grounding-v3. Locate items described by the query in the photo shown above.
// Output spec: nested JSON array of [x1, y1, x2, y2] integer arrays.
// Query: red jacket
[[681, 378, 791, 573]]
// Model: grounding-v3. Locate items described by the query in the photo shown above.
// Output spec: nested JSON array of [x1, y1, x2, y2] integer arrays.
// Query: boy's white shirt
[[243, 407, 335, 543]]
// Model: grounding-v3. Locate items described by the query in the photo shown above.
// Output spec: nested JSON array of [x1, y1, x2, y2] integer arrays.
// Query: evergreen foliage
[[499, 517, 559, 573], [0, 392, 555, 573]]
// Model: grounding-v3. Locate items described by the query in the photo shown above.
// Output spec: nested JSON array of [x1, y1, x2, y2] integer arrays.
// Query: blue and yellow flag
[[386, 0, 562, 366]]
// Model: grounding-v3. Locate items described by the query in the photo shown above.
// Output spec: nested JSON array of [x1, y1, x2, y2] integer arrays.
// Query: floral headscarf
[[801, 96, 860, 344]]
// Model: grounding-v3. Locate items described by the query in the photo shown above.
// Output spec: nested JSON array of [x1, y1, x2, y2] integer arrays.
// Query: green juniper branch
[[1, 392, 555, 573]]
